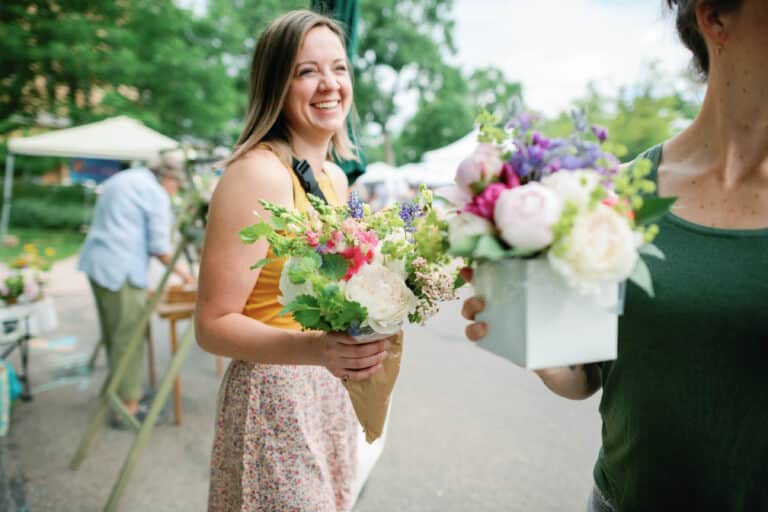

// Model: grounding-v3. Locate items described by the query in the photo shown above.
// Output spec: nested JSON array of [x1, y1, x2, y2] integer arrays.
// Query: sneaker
[[109, 402, 168, 430]]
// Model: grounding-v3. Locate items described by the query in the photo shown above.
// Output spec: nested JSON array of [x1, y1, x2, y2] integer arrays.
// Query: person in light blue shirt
[[78, 152, 192, 423]]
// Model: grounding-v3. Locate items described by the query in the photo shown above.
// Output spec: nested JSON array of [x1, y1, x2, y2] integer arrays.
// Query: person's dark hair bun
[[666, 0, 743, 77]]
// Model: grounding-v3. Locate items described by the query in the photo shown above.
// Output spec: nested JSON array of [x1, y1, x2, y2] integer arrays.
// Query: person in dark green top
[[461, 0, 768, 510]]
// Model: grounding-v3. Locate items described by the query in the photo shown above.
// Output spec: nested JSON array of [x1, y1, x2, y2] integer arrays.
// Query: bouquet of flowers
[[441, 109, 674, 368], [0, 268, 42, 305], [239, 187, 460, 441]]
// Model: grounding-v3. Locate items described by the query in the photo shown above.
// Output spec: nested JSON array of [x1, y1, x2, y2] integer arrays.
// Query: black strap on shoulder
[[291, 158, 328, 204]]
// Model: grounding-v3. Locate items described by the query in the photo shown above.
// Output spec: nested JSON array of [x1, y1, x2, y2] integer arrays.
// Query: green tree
[[354, 0, 456, 164], [467, 66, 523, 121], [541, 71, 700, 162], [206, 0, 306, 103], [394, 65, 522, 164], [0, 1, 238, 143]]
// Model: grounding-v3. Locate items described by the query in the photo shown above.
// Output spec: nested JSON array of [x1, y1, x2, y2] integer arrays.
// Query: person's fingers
[[465, 321, 487, 342], [340, 339, 388, 359], [345, 362, 384, 382], [461, 296, 485, 321], [459, 267, 473, 283], [343, 352, 387, 370]]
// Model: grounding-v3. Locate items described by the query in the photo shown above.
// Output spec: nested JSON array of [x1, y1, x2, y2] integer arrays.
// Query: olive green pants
[[89, 279, 146, 402]]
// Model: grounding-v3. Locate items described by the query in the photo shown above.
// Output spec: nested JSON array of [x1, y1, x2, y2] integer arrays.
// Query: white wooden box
[[473, 258, 618, 369]]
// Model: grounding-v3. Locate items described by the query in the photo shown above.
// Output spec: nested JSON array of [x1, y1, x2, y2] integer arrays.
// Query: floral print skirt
[[208, 360, 358, 512]]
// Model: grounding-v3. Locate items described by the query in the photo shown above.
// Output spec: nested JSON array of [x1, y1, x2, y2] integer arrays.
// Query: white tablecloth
[[0, 297, 59, 341]]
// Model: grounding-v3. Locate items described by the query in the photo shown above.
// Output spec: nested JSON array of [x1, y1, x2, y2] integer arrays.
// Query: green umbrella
[[311, 0, 366, 183]]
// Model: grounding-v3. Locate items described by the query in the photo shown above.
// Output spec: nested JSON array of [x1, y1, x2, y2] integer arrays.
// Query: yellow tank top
[[241, 161, 341, 329]]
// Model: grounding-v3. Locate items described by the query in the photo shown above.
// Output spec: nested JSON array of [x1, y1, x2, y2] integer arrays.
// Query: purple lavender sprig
[[347, 191, 364, 220], [399, 201, 423, 233]]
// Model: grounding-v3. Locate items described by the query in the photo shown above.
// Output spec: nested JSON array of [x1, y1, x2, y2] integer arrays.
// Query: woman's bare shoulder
[[323, 160, 349, 200], [215, 149, 293, 203]]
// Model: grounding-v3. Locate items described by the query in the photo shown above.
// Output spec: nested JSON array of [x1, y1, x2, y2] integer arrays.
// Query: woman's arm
[[195, 150, 388, 381], [533, 365, 602, 400], [460, 270, 602, 400]]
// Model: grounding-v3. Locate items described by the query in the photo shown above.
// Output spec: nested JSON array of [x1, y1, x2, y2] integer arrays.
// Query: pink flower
[[357, 229, 379, 250], [324, 230, 345, 252], [434, 185, 472, 209], [501, 162, 521, 188], [341, 218, 358, 236], [455, 144, 504, 194], [602, 194, 635, 221], [341, 246, 375, 281], [494, 182, 564, 251], [305, 231, 320, 247], [464, 182, 507, 220]]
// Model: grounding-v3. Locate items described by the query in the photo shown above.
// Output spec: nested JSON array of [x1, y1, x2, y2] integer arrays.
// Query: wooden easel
[[69, 160, 211, 511]]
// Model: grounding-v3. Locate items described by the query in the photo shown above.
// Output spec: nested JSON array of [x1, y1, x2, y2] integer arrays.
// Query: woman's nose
[[319, 72, 340, 91]]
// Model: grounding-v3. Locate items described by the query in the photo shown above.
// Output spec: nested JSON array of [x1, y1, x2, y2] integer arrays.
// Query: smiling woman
[[194, 9, 393, 512]]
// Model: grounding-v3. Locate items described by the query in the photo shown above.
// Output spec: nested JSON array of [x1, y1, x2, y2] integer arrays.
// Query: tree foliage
[[353, 0, 456, 163], [541, 71, 700, 162], [0, 0, 238, 142]]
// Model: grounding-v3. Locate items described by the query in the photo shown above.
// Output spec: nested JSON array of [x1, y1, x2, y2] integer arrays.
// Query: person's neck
[[290, 133, 332, 178], [677, 63, 768, 188]]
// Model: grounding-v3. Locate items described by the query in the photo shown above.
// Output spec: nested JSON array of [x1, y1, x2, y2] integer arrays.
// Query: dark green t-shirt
[[593, 144, 768, 511]]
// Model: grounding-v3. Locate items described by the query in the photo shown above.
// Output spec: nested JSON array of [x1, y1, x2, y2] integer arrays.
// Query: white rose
[[278, 257, 314, 305], [541, 170, 602, 207], [345, 262, 417, 335], [548, 203, 639, 294], [447, 212, 493, 249], [494, 182, 564, 251]]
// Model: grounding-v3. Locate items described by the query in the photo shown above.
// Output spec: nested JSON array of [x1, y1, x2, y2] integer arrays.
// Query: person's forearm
[[195, 312, 322, 366], [534, 363, 602, 400], [154, 252, 192, 282]]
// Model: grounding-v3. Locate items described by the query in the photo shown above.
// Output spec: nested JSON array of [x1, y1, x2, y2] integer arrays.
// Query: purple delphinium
[[592, 125, 608, 143], [492, 109, 619, 184], [347, 191, 364, 219]]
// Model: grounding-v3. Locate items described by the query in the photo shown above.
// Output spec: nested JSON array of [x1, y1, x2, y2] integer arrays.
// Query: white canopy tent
[[400, 130, 479, 188], [355, 161, 400, 185], [2, 116, 179, 238]]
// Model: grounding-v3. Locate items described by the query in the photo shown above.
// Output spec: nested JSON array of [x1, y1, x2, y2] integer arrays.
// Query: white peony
[[541, 170, 602, 207], [494, 182, 564, 251], [277, 257, 314, 305], [548, 203, 639, 295], [447, 212, 494, 249], [345, 262, 417, 335]]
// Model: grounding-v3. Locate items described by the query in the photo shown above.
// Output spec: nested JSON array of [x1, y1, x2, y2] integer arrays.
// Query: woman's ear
[[695, 2, 730, 46]]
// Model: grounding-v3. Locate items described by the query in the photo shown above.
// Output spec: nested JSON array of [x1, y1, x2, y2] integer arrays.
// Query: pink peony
[[455, 144, 504, 194], [494, 182, 564, 251], [464, 182, 507, 220]]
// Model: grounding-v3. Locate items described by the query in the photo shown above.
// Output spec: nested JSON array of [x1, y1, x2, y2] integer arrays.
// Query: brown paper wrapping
[[342, 331, 403, 443]]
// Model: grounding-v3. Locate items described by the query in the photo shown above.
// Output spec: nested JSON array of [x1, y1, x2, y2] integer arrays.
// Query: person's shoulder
[[215, 148, 293, 205], [224, 148, 290, 183], [323, 160, 349, 197]]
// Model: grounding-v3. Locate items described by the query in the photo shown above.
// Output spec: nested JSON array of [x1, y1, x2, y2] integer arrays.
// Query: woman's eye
[[297, 68, 315, 76], [335, 65, 348, 72]]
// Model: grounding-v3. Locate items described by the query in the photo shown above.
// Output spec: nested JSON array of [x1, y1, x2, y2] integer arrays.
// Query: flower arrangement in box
[[441, 109, 675, 368], [238, 186, 460, 440]]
